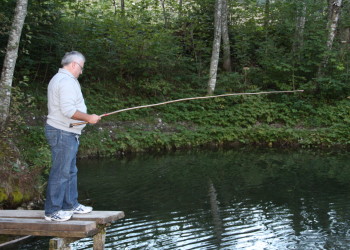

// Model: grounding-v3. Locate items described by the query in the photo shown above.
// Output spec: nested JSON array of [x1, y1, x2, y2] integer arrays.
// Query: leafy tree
[[317, 0, 343, 79], [0, 0, 28, 128]]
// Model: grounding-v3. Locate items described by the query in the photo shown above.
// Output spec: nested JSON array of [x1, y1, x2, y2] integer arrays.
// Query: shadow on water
[[19, 148, 350, 249]]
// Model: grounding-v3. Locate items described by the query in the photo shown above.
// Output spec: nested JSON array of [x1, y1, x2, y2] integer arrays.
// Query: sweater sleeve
[[57, 78, 78, 118]]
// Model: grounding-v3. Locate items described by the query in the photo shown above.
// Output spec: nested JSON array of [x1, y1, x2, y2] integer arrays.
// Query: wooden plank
[[74, 211, 125, 224], [0, 210, 125, 224], [0, 210, 46, 218], [0, 218, 98, 238], [0, 210, 41, 217]]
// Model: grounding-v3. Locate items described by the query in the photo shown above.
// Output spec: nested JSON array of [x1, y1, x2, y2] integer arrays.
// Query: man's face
[[72, 61, 84, 78]]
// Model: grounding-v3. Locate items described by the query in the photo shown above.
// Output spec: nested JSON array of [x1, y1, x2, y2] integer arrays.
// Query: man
[[44, 51, 101, 221]]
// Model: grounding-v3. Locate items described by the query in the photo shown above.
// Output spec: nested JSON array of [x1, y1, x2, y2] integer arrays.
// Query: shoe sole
[[44, 216, 71, 222], [73, 209, 93, 214]]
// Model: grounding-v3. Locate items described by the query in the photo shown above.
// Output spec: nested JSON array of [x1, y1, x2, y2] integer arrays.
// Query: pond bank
[[2, 123, 350, 208], [77, 121, 350, 158], [1, 95, 350, 207]]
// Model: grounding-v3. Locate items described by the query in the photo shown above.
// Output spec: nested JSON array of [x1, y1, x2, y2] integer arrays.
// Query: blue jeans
[[44, 124, 80, 216]]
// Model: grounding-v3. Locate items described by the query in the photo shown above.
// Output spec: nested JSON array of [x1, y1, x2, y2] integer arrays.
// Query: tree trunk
[[179, 0, 183, 15], [326, 0, 342, 50], [112, 0, 117, 15], [160, 0, 168, 28], [221, 0, 231, 72], [317, 0, 343, 78], [291, 1, 307, 89], [263, 0, 270, 55], [0, 0, 28, 128], [207, 0, 223, 95], [292, 2, 307, 54], [264, 0, 270, 30], [121, 0, 125, 16]]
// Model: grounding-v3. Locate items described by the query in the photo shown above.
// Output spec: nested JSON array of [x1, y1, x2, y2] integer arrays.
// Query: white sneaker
[[45, 210, 73, 222], [71, 204, 93, 214]]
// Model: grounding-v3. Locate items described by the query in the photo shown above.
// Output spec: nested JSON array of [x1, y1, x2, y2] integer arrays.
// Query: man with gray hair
[[44, 51, 101, 221]]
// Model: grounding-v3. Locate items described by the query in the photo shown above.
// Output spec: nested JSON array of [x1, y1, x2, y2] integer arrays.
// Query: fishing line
[[69, 89, 304, 127]]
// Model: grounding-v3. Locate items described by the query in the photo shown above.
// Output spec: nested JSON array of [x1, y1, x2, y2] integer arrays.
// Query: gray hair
[[61, 51, 85, 66]]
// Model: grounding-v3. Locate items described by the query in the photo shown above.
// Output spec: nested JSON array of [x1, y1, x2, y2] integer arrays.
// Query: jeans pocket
[[45, 125, 59, 148]]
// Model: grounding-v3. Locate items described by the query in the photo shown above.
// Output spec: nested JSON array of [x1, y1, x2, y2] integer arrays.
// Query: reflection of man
[[44, 51, 101, 221]]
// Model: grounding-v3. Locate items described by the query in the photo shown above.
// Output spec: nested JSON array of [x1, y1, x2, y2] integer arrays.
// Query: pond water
[[19, 148, 350, 249]]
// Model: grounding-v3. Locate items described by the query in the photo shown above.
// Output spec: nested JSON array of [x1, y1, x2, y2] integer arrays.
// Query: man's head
[[61, 51, 85, 78]]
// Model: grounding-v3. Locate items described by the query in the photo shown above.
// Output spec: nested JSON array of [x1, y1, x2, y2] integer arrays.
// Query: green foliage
[[0, 0, 16, 62], [2, 0, 349, 99], [18, 126, 51, 171]]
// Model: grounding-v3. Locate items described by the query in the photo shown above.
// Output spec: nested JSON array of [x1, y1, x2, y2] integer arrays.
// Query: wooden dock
[[0, 210, 125, 250]]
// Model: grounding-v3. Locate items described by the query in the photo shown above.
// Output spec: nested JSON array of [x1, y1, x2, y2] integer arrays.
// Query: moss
[[0, 188, 8, 203], [0, 133, 42, 208], [23, 193, 31, 201], [10, 189, 24, 204]]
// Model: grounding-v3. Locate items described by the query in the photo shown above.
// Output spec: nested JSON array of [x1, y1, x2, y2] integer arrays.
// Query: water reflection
[[208, 179, 223, 247], [19, 148, 350, 249]]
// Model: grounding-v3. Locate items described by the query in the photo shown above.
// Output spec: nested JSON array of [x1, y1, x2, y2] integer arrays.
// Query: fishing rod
[[69, 89, 304, 127]]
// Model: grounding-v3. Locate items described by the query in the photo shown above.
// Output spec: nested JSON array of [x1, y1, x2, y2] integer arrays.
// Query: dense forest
[[1, 0, 350, 206]]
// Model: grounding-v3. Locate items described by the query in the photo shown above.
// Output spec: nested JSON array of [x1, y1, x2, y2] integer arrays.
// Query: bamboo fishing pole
[[69, 89, 304, 127]]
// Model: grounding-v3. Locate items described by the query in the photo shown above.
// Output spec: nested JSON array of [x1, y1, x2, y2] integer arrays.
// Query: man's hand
[[87, 114, 101, 124]]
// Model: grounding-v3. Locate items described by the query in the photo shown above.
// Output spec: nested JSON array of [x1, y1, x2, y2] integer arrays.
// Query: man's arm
[[71, 110, 101, 124]]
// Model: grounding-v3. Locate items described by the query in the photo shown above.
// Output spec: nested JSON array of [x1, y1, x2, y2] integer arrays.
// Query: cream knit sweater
[[46, 68, 87, 135]]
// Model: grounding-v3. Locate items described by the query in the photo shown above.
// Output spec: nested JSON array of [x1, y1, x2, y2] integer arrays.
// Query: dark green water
[[20, 148, 350, 249]]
